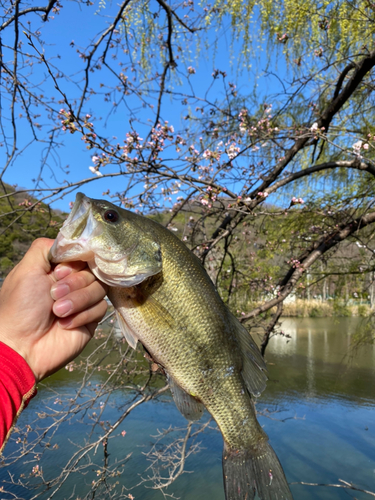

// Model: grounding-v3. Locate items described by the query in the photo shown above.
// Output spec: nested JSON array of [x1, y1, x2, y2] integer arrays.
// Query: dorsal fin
[[228, 313, 268, 397], [167, 374, 205, 421]]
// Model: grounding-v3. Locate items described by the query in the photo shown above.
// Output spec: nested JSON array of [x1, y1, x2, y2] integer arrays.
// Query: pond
[[1, 317, 375, 499]]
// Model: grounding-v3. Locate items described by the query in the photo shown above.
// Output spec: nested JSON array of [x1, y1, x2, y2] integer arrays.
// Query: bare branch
[[0, 1, 58, 30], [293, 479, 375, 497], [267, 159, 375, 194]]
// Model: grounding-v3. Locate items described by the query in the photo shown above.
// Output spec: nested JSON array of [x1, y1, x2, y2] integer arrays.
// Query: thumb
[[22, 238, 55, 274]]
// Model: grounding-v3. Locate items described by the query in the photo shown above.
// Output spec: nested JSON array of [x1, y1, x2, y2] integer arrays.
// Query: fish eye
[[103, 210, 119, 223]]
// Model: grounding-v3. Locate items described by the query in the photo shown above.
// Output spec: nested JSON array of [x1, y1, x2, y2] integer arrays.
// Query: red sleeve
[[0, 342, 37, 454]]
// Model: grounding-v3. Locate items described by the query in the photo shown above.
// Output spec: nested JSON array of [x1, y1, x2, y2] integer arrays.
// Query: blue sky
[[1, 1, 287, 211]]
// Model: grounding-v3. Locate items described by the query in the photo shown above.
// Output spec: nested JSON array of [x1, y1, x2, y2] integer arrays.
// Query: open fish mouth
[[48, 192, 103, 263], [49, 192, 163, 287], [66, 192, 90, 228]]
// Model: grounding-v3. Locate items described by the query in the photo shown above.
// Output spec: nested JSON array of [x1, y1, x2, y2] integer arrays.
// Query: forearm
[[0, 342, 37, 454]]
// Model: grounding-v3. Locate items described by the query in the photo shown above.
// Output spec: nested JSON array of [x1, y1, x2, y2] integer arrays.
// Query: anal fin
[[167, 374, 204, 422]]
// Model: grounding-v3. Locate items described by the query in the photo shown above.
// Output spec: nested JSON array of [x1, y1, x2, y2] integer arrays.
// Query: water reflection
[[259, 318, 375, 500], [262, 318, 375, 407]]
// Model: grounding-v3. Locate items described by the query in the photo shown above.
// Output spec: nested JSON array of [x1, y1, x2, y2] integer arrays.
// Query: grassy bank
[[282, 299, 371, 318]]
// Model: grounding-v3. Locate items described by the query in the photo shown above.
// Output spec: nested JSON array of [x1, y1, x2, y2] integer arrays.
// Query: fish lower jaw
[[50, 236, 95, 263]]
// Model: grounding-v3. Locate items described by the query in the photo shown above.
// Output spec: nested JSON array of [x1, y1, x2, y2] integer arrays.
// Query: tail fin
[[223, 440, 293, 500]]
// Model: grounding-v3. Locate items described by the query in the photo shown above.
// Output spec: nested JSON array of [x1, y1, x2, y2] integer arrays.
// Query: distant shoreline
[[281, 299, 371, 318]]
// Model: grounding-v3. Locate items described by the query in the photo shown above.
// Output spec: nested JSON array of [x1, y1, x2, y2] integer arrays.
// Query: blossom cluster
[[59, 109, 77, 133], [18, 198, 33, 207], [89, 152, 111, 177], [31, 465, 42, 477], [147, 122, 175, 159], [200, 185, 221, 208], [287, 258, 303, 269], [291, 197, 304, 205], [238, 104, 278, 139], [352, 140, 369, 156], [226, 141, 240, 160]]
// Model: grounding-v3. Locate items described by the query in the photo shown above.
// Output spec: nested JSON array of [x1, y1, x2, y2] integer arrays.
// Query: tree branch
[[77, 0, 132, 117], [0, 1, 58, 30], [267, 159, 375, 194]]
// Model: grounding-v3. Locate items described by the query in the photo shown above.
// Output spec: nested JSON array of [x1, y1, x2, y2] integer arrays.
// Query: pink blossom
[[291, 197, 304, 205], [352, 140, 363, 151], [89, 166, 103, 177]]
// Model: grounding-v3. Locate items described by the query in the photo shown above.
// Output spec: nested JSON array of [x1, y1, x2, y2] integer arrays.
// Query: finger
[[86, 321, 102, 338], [18, 238, 55, 274], [53, 261, 88, 281], [58, 299, 108, 332], [53, 280, 107, 318], [51, 268, 99, 300]]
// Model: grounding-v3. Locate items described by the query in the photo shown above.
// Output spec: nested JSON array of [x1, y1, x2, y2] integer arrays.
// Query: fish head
[[49, 193, 162, 287]]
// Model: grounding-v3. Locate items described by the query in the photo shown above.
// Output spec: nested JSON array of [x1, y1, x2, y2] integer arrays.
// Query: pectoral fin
[[115, 310, 139, 349], [229, 313, 268, 397], [109, 291, 175, 349], [136, 295, 176, 331], [167, 374, 204, 422]]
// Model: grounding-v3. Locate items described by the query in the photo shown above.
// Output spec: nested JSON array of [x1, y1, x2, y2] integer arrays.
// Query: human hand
[[0, 238, 108, 382]]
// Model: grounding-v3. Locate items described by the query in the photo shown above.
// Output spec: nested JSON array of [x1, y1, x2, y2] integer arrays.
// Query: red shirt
[[0, 342, 36, 453]]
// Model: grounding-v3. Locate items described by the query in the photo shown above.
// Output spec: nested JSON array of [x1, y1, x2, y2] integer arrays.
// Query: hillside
[[0, 184, 67, 276]]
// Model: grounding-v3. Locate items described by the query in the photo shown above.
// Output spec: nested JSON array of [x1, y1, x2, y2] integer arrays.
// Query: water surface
[[1, 318, 375, 499]]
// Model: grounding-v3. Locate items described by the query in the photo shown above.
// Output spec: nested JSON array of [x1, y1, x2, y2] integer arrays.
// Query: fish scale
[[49, 192, 294, 500]]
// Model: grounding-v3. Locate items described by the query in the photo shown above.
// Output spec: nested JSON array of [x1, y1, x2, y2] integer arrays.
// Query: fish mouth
[[49, 192, 102, 263], [67, 192, 89, 226]]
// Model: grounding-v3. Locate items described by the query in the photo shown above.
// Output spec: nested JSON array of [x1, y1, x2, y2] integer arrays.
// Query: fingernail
[[51, 283, 70, 300], [54, 265, 72, 281], [54, 299, 73, 317]]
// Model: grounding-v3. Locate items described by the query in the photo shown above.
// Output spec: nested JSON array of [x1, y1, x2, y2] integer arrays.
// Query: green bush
[[357, 305, 370, 317], [333, 301, 352, 317], [0, 256, 13, 275], [309, 306, 323, 318]]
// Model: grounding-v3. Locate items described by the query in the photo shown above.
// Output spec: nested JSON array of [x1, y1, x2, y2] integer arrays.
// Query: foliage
[[0, 184, 65, 275], [212, 0, 375, 65]]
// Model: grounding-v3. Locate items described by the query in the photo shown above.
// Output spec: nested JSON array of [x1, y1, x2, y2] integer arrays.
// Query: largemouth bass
[[49, 193, 293, 500]]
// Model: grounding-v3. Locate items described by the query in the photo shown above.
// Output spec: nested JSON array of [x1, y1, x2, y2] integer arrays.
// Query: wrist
[[0, 335, 39, 382], [0, 341, 37, 387]]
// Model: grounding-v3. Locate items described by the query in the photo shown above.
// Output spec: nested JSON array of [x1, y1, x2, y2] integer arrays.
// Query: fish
[[49, 192, 293, 500]]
